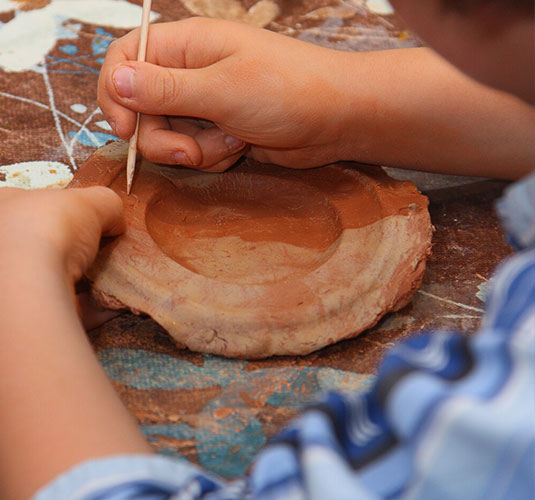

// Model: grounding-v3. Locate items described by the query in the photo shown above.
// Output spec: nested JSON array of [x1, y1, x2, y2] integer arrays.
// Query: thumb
[[109, 62, 224, 121], [72, 186, 125, 237]]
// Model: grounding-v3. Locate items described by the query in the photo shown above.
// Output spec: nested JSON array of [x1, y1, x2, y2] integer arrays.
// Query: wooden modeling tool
[[126, 0, 152, 195]]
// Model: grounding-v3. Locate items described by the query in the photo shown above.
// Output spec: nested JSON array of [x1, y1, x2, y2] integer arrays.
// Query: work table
[[0, 0, 512, 479]]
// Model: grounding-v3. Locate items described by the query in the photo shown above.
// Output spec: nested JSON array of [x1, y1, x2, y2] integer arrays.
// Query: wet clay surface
[[72, 141, 431, 357]]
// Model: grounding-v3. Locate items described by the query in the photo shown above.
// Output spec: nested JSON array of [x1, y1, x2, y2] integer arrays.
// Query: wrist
[[314, 49, 375, 164], [0, 213, 73, 277], [0, 233, 70, 298]]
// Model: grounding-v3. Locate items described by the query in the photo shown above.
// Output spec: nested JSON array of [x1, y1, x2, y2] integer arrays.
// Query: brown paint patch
[[16, 0, 51, 11], [214, 407, 234, 419], [113, 384, 223, 423]]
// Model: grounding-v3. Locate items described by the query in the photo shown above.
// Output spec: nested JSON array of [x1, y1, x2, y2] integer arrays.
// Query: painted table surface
[[0, 0, 512, 479]]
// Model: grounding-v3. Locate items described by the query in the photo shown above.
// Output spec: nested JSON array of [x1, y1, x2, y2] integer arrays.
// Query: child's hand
[[0, 188, 149, 500], [98, 17, 355, 171], [0, 186, 123, 283]]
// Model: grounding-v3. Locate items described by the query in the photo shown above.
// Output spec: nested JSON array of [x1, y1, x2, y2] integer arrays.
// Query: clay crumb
[[214, 407, 233, 419]]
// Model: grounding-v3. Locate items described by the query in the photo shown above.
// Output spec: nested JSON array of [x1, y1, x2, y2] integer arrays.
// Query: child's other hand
[[0, 187, 124, 283], [98, 17, 354, 171]]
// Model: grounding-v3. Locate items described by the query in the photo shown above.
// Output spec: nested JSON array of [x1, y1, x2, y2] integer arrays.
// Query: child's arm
[[0, 187, 151, 500], [98, 18, 535, 179]]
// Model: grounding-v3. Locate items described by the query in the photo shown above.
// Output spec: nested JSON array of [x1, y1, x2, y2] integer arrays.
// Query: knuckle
[[182, 16, 209, 31], [205, 159, 232, 173], [107, 38, 119, 53], [136, 132, 158, 162], [106, 38, 123, 58], [155, 68, 179, 109], [136, 140, 152, 161]]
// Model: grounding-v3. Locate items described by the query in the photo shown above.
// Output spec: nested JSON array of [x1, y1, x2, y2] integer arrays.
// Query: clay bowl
[[70, 141, 432, 358]]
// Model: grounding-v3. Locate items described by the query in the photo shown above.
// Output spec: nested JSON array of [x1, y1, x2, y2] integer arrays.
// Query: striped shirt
[[34, 173, 535, 500]]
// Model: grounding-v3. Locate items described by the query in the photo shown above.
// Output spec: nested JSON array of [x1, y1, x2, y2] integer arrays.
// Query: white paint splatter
[[317, 368, 374, 394], [0, 9, 58, 72], [49, 0, 160, 28], [95, 120, 112, 131], [476, 280, 492, 303], [0, 161, 73, 189], [0, 0, 15, 14], [0, 90, 86, 129], [68, 107, 102, 154], [71, 103, 87, 114], [442, 314, 482, 320], [418, 289, 485, 313], [0, 0, 160, 72], [41, 62, 77, 169], [366, 0, 394, 15]]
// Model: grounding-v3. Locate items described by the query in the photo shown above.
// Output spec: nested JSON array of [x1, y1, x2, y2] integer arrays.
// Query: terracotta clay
[[70, 141, 432, 358]]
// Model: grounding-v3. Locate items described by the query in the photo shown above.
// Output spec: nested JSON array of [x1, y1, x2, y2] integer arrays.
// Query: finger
[[73, 187, 125, 237], [169, 119, 246, 167], [105, 18, 239, 69], [137, 114, 202, 166], [138, 116, 247, 168], [168, 116, 215, 134], [106, 61, 233, 121], [98, 17, 250, 137], [98, 37, 138, 139], [192, 126, 247, 169], [76, 292, 124, 331], [171, 117, 215, 129], [200, 152, 247, 173]]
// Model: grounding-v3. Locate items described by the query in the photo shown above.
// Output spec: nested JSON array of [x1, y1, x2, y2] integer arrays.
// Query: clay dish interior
[[70, 141, 432, 358]]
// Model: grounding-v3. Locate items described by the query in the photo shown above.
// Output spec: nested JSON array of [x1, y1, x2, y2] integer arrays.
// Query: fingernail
[[224, 135, 245, 153], [108, 120, 116, 134], [173, 151, 193, 166], [113, 66, 135, 98]]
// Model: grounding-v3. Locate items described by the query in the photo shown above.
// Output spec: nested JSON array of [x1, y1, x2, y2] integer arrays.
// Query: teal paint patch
[[68, 130, 117, 147], [142, 423, 196, 440], [266, 369, 319, 409], [91, 27, 114, 56], [141, 424, 193, 461], [98, 349, 247, 390], [142, 418, 266, 477], [99, 349, 368, 402], [197, 417, 266, 477], [46, 55, 100, 75], [100, 348, 370, 478], [56, 23, 80, 40], [60, 44, 78, 55], [197, 392, 268, 477]]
